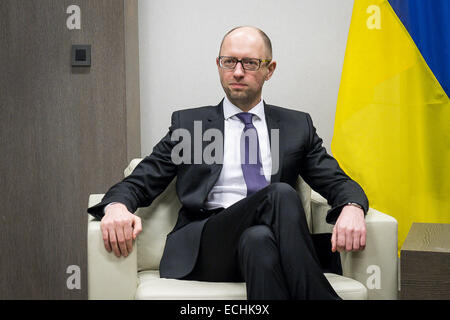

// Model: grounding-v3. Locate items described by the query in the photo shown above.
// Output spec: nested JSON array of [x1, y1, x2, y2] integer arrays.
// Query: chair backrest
[[125, 159, 312, 271]]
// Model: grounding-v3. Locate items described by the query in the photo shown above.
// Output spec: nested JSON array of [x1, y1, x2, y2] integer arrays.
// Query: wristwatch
[[346, 202, 363, 210]]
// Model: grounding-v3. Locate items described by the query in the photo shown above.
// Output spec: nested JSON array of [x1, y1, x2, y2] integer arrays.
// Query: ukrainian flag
[[332, 0, 450, 251]]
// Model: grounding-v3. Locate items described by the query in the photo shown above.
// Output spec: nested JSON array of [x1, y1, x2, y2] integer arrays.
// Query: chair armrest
[[311, 191, 398, 300], [87, 194, 138, 300]]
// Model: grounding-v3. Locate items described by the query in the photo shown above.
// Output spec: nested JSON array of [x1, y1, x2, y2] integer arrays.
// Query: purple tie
[[235, 112, 269, 196]]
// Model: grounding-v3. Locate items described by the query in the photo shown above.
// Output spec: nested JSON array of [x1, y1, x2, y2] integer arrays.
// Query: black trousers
[[182, 182, 341, 300]]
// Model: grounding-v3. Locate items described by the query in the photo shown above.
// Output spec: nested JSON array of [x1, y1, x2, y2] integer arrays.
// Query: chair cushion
[[135, 180, 181, 271], [135, 270, 367, 300], [324, 273, 368, 300], [135, 270, 247, 300]]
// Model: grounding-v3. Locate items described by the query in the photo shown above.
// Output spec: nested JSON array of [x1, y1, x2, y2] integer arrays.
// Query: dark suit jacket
[[87, 100, 369, 278]]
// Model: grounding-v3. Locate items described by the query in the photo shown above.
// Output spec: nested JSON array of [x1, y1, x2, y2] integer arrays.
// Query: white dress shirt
[[204, 97, 272, 210]]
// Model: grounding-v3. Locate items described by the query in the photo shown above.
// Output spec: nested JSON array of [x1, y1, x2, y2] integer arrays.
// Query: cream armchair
[[88, 158, 398, 300]]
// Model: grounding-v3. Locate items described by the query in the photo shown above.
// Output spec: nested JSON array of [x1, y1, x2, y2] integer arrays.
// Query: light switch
[[71, 45, 91, 67]]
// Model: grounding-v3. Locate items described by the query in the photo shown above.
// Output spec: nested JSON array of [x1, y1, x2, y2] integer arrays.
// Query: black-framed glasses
[[218, 56, 271, 71]]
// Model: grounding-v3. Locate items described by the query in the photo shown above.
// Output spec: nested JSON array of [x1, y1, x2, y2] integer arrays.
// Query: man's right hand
[[100, 203, 142, 257]]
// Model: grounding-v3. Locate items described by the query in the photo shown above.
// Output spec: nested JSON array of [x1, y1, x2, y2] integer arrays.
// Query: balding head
[[219, 26, 273, 59], [216, 25, 277, 112]]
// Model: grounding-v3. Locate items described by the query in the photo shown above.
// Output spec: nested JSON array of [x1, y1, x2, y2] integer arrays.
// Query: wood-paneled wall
[[0, 0, 140, 299]]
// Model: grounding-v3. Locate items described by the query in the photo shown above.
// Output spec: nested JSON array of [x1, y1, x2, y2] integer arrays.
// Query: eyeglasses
[[218, 56, 271, 71]]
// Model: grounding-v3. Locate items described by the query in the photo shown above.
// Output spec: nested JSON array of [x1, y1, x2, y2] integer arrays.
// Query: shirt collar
[[223, 96, 265, 121]]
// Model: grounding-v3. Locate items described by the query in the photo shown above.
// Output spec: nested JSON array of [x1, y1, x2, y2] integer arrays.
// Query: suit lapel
[[203, 100, 225, 195], [264, 102, 284, 183]]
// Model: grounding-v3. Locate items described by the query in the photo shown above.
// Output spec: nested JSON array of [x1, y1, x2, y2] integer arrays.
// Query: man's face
[[217, 28, 276, 110]]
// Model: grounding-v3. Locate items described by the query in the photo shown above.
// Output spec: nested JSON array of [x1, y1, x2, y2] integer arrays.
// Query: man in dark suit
[[88, 26, 368, 300]]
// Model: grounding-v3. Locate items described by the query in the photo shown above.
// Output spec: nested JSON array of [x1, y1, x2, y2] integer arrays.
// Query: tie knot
[[235, 112, 254, 125]]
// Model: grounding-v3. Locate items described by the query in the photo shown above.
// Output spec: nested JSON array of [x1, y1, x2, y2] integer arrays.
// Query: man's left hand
[[331, 205, 366, 252]]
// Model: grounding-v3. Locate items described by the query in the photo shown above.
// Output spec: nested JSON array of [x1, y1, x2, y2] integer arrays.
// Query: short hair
[[219, 26, 273, 59]]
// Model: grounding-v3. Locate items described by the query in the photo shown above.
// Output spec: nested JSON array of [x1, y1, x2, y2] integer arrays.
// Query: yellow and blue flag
[[332, 0, 450, 251]]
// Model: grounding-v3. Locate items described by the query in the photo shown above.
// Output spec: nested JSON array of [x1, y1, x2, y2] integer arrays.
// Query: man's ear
[[216, 57, 220, 67], [265, 61, 277, 81]]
